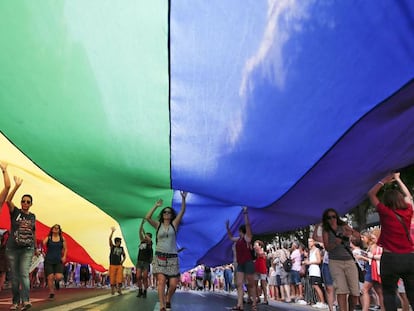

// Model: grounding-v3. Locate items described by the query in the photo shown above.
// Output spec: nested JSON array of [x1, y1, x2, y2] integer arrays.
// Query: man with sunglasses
[[5, 176, 36, 310]]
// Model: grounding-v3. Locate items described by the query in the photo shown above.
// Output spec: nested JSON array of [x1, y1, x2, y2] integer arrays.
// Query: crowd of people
[[0, 162, 414, 311]]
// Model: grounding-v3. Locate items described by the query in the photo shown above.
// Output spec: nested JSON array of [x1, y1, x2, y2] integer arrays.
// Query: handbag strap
[[392, 211, 413, 243], [329, 227, 355, 259]]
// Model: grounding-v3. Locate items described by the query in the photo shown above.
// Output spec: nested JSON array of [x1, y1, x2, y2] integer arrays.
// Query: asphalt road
[[0, 287, 323, 311]]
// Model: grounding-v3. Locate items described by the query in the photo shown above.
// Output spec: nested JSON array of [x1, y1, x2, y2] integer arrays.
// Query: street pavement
[[0, 286, 325, 311]]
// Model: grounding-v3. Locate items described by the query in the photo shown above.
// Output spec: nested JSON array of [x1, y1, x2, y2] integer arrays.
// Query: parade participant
[[43, 224, 67, 299], [145, 191, 187, 311], [367, 172, 414, 310], [109, 227, 126, 295], [5, 176, 36, 310], [136, 219, 153, 298], [226, 207, 257, 311]]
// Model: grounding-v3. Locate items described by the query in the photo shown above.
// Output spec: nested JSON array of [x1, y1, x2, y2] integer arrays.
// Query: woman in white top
[[304, 238, 326, 308]]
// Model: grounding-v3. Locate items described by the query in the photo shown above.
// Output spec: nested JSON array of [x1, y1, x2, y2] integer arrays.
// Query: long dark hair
[[383, 189, 408, 210], [158, 207, 177, 222], [48, 224, 63, 239], [322, 208, 347, 231]]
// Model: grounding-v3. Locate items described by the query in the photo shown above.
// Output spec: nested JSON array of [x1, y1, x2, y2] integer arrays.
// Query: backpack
[[14, 213, 35, 247], [282, 250, 292, 272]]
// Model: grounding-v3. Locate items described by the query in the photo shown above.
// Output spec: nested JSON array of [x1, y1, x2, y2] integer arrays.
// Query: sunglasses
[[326, 215, 337, 220], [21, 200, 31, 204]]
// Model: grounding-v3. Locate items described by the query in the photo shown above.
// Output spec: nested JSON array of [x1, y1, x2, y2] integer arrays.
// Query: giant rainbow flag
[[1, 1, 414, 272]]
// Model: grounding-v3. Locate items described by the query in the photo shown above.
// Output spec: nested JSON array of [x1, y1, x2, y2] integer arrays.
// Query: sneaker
[[313, 302, 328, 309], [48, 293, 55, 299], [297, 299, 307, 305], [166, 302, 171, 310], [9, 304, 19, 310], [21, 302, 32, 310]]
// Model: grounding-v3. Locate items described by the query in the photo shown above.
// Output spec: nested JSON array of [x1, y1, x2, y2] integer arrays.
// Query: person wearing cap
[[109, 227, 126, 295]]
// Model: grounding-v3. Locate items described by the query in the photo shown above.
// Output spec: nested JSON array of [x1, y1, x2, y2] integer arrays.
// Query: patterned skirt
[[152, 252, 180, 277]]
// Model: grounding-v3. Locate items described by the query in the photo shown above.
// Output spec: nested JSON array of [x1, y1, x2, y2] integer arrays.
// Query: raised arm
[[394, 172, 413, 203], [139, 219, 146, 241], [225, 220, 234, 240], [173, 191, 187, 229], [0, 163, 10, 207], [6, 176, 23, 214], [109, 227, 115, 247], [243, 206, 252, 242], [367, 173, 394, 208], [145, 199, 163, 229]]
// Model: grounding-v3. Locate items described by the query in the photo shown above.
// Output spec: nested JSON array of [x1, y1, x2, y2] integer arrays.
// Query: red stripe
[[1, 202, 106, 272]]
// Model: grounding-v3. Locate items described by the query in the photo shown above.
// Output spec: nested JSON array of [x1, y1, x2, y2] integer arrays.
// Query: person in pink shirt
[[289, 242, 304, 302], [367, 172, 414, 311]]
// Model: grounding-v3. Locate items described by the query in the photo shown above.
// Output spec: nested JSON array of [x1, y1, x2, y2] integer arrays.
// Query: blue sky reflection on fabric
[[170, 1, 414, 269], [0, 1, 414, 272]]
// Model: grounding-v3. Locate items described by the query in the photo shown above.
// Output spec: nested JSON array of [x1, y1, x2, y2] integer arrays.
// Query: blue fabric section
[[170, 1, 414, 271]]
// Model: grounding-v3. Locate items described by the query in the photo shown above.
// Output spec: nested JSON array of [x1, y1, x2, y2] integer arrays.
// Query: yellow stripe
[[0, 133, 133, 268]]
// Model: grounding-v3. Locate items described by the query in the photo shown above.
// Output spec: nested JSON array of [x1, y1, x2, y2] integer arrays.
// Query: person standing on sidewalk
[[43, 224, 67, 300], [5, 176, 36, 311], [136, 219, 153, 298], [145, 191, 187, 311], [109, 227, 126, 295]]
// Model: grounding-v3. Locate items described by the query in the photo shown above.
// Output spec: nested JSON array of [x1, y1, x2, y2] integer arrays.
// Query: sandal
[[21, 302, 32, 310]]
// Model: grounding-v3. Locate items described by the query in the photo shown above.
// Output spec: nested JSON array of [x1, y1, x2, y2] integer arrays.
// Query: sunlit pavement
[[0, 287, 325, 311]]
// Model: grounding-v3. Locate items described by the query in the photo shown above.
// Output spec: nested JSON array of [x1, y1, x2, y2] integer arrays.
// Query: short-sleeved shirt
[[290, 249, 302, 271], [377, 202, 413, 253], [325, 226, 353, 260], [7, 208, 36, 249]]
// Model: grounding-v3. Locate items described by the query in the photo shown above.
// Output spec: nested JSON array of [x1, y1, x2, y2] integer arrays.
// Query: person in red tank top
[[226, 207, 257, 311], [367, 172, 414, 311], [253, 240, 268, 304]]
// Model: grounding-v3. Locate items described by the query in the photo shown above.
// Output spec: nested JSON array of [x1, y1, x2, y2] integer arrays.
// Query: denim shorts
[[290, 270, 301, 285], [321, 263, 333, 286]]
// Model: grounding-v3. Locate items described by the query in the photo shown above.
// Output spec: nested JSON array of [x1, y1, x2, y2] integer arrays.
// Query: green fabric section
[[0, 1, 171, 262]]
